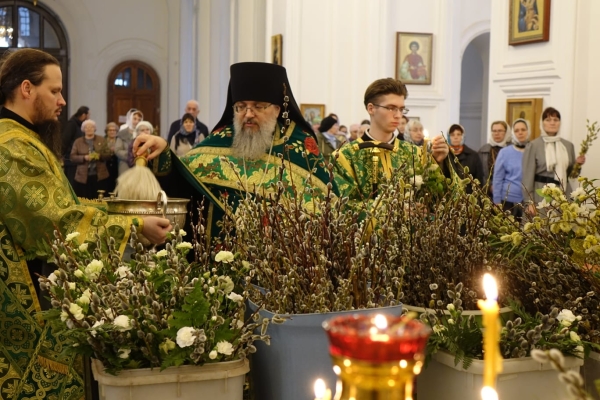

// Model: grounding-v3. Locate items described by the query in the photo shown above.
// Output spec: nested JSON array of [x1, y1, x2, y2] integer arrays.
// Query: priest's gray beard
[[232, 116, 277, 160]]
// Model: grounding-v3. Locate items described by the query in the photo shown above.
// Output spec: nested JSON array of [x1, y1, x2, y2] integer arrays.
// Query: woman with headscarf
[[170, 113, 205, 156], [479, 120, 509, 196], [316, 115, 345, 163], [493, 118, 530, 220], [405, 119, 425, 146], [115, 108, 143, 175], [522, 107, 585, 213], [126, 121, 155, 167], [447, 123, 484, 194]]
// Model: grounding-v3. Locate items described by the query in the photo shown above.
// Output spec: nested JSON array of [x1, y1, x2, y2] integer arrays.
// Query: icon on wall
[[271, 34, 283, 66], [395, 32, 433, 85], [509, 0, 551, 46]]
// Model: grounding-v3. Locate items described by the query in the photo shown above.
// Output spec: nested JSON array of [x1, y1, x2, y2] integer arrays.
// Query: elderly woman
[[405, 119, 425, 146], [170, 113, 205, 157], [447, 123, 484, 194], [70, 119, 110, 199], [522, 107, 585, 213], [127, 121, 155, 167], [115, 108, 143, 176], [493, 119, 530, 220]]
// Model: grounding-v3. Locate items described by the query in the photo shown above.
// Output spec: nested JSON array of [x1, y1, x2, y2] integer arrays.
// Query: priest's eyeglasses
[[233, 103, 273, 114], [371, 104, 409, 115]]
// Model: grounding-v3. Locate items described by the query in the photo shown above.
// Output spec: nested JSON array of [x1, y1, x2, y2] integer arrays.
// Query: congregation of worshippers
[[61, 65, 584, 220]]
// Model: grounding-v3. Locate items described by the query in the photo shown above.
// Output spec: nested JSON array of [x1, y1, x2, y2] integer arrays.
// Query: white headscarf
[[540, 116, 569, 187], [488, 121, 510, 147], [511, 118, 531, 146]]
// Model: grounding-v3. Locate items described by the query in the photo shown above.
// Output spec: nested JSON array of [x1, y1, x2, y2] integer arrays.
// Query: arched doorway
[[0, 0, 68, 125], [107, 61, 160, 131], [459, 32, 490, 150]]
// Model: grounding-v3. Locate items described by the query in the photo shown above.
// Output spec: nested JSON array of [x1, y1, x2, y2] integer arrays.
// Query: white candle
[[314, 378, 331, 400], [477, 273, 502, 389]]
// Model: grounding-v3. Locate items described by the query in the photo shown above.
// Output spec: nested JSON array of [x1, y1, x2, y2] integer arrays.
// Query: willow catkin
[[115, 161, 162, 200]]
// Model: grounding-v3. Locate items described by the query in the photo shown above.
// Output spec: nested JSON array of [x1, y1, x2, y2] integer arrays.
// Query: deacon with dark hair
[[135, 62, 336, 236], [0, 48, 171, 398]]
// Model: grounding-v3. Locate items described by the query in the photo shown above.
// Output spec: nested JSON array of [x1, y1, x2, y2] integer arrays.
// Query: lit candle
[[481, 386, 499, 400], [314, 378, 332, 400], [421, 130, 430, 165], [477, 274, 503, 390], [368, 314, 391, 342]]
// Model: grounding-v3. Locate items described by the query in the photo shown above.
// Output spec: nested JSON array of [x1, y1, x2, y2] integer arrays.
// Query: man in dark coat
[[166, 99, 208, 147]]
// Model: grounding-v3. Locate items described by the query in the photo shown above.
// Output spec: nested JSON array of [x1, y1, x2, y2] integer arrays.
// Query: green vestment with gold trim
[[0, 119, 135, 399], [332, 137, 448, 202], [173, 122, 336, 238]]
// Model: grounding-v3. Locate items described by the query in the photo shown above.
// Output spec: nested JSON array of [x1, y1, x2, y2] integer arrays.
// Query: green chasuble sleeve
[[0, 119, 136, 399], [331, 137, 447, 204]]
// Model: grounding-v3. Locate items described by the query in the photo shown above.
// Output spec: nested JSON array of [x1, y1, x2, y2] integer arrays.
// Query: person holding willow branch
[[522, 107, 585, 214], [569, 120, 599, 179]]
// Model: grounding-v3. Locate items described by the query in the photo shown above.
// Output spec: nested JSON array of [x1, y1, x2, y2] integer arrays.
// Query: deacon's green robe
[[332, 136, 448, 202], [172, 121, 336, 238], [0, 119, 136, 399]]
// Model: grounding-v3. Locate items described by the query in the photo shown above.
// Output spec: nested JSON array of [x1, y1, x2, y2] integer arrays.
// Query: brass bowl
[[102, 191, 190, 243]]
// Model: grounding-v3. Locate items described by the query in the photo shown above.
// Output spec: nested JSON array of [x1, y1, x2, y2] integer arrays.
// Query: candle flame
[[481, 386, 499, 400], [314, 378, 326, 398], [483, 273, 498, 302], [374, 314, 388, 330], [423, 129, 429, 139]]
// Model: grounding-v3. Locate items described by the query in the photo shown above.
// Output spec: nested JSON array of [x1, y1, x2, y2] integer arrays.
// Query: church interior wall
[[39, 0, 599, 180]]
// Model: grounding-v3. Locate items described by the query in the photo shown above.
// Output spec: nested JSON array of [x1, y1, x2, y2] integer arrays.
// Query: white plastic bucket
[[92, 358, 248, 400], [418, 350, 583, 400]]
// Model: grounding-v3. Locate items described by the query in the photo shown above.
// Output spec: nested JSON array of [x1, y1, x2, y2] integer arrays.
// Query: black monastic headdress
[[212, 62, 315, 138]]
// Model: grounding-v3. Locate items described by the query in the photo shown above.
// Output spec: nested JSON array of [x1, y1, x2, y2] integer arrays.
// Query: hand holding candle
[[477, 273, 503, 390]]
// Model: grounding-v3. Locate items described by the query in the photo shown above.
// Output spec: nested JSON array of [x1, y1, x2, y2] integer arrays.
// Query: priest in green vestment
[[138, 62, 336, 238], [332, 78, 451, 203], [0, 49, 171, 400]]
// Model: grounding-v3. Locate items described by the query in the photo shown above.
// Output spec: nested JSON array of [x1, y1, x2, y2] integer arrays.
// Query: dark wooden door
[[107, 61, 160, 131]]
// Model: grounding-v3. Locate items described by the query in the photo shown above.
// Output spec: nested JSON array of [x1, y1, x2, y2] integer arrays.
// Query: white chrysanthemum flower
[[176, 242, 193, 250], [571, 187, 586, 200], [116, 266, 130, 278], [447, 319, 455, 325], [78, 243, 88, 252], [77, 289, 91, 306], [216, 340, 234, 355], [215, 251, 234, 264], [537, 199, 550, 209], [433, 325, 446, 334], [413, 175, 423, 189], [118, 348, 131, 359], [69, 303, 85, 321], [220, 276, 235, 293], [227, 292, 244, 303], [557, 309, 576, 327], [209, 287, 215, 294], [570, 331, 581, 343], [65, 232, 80, 242], [176, 327, 197, 348], [59, 253, 67, 261], [68, 282, 76, 290], [74, 269, 84, 278], [446, 304, 455, 311], [156, 249, 168, 258], [84, 260, 104, 281], [113, 315, 132, 331], [48, 272, 58, 285], [90, 319, 104, 337], [209, 350, 218, 359], [104, 308, 115, 320]]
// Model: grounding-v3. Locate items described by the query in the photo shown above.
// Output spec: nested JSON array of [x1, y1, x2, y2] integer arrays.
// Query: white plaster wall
[[572, 0, 600, 181], [261, 0, 491, 140], [38, 0, 180, 137], [487, 1, 600, 181]]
